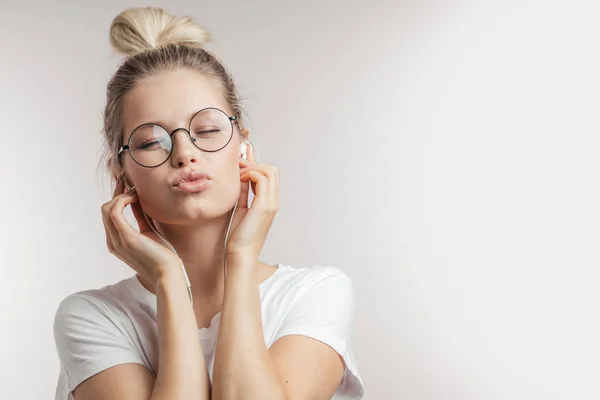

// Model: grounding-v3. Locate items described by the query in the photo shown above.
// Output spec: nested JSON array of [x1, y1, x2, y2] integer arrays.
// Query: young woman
[[53, 7, 364, 400]]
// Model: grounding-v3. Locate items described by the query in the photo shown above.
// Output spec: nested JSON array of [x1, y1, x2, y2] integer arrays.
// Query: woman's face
[[120, 69, 243, 224]]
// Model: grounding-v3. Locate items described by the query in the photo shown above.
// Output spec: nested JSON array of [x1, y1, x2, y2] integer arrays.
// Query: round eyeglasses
[[118, 107, 238, 168]]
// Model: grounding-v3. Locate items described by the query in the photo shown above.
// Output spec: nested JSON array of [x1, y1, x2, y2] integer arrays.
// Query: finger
[[113, 178, 125, 197], [239, 158, 251, 168], [238, 159, 253, 208], [102, 200, 120, 245], [130, 195, 153, 233], [260, 166, 278, 209], [109, 192, 142, 245], [238, 169, 250, 208], [254, 165, 278, 209], [248, 141, 257, 163], [239, 164, 256, 196], [104, 225, 129, 265], [240, 164, 277, 179], [240, 170, 268, 208], [240, 164, 274, 198], [103, 181, 135, 251]]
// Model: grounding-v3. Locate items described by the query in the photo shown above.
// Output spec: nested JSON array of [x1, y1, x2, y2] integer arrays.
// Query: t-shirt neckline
[[130, 263, 285, 333]]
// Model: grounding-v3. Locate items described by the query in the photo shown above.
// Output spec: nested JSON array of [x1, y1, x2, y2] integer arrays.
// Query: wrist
[[225, 252, 256, 268], [155, 265, 187, 292]]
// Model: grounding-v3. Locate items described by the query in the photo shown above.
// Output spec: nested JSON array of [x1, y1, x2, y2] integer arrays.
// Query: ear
[[114, 171, 133, 190], [123, 176, 134, 191], [240, 127, 249, 141]]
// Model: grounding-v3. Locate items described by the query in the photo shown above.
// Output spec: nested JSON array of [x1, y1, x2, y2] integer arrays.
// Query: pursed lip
[[172, 170, 212, 187]]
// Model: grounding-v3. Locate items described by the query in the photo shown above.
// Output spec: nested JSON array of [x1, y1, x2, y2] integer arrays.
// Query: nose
[[170, 128, 202, 168]]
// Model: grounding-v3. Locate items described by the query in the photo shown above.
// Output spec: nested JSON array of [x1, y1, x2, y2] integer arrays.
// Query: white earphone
[[123, 139, 255, 304], [239, 139, 253, 161]]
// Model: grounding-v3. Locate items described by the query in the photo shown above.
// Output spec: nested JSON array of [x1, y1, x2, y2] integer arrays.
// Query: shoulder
[[267, 265, 364, 396], [264, 264, 356, 323], [53, 278, 151, 396], [53, 276, 141, 339], [274, 264, 354, 292], [273, 264, 355, 304]]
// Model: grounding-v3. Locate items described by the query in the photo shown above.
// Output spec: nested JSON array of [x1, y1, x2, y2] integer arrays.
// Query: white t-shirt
[[53, 264, 364, 400]]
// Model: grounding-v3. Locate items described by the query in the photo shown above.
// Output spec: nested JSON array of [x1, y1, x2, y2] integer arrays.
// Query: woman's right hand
[[101, 178, 181, 288]]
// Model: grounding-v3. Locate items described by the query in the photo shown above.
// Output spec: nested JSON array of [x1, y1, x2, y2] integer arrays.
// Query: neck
[[153, 210, 232, 301], [137, 209, 278, 318]]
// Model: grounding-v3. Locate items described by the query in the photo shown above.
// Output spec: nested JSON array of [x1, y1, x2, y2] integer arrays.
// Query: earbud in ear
[[239, 140, 255, 161], [239, 141, 248, 160], [121, 175, 135, 193], [125, 180, 136, 193]]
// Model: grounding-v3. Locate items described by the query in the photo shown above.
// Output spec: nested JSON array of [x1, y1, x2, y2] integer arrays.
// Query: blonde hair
[[99, 7, 246, 183]]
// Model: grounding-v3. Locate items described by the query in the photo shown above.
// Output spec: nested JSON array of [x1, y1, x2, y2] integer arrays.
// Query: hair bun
[[109, 7, 211, 57]]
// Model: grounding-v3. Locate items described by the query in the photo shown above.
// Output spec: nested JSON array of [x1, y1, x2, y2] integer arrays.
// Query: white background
[[1, 0, 598, 399]]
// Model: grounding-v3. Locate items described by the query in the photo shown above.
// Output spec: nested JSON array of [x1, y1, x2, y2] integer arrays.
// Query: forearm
[[151, 270, 210, 400], [212, 258, 286, 400]]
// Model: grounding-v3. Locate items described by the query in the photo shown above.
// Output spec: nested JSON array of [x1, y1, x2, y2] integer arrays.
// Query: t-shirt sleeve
[[53, 293, 147, 398], [271, 267, 365, 398]]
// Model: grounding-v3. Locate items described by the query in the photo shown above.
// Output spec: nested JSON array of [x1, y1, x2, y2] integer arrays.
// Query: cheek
[[210, 164, 241, 210], [220, 144, 243, 181], [215, 159, 241, 193]]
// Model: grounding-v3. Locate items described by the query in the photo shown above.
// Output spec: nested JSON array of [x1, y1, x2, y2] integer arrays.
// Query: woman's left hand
[[225, 143, 279, 263]]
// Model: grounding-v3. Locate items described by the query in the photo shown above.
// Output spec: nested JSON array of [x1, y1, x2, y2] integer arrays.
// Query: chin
[[153, 185, 238, 222], [177, 196, 237, 223]]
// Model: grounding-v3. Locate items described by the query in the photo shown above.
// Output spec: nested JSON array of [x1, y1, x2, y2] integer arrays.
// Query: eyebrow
[[127, 106, 234, 133]]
